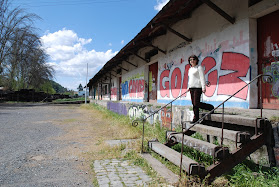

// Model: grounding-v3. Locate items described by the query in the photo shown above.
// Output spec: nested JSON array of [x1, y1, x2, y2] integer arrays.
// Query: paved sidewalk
[[93, 159, 152, 187]]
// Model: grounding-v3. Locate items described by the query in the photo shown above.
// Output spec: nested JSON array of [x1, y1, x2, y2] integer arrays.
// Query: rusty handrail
[[132, 74, 272, 154], [171, 74, 273, 136], [132, 81, 210, 152], [175, 74, 272, 177]]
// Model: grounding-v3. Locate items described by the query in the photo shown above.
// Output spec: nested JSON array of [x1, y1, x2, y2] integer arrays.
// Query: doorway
[[257, 10, 279, 109], [148, 62, 158, 102]]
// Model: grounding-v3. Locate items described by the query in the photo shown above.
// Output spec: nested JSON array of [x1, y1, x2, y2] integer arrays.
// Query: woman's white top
[[188, 65, 206, 90]]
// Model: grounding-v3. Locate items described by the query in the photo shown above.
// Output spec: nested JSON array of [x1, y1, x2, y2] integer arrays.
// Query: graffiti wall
[[158, 20, 250, 108], [110, 77, 118, 101], [263, 63, 279, 98], [121, 66, 145, 102], [128, 104, 159, 125], [107, 102, 128, 116]]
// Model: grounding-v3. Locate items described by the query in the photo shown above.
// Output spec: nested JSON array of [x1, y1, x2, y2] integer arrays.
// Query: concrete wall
[[120, 66, 147, 102], [91, 99, 193, 130], [91, 99, 278, 166]]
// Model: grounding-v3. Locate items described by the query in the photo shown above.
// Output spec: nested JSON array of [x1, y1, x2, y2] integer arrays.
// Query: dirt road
[[0, 103, 98, 187]]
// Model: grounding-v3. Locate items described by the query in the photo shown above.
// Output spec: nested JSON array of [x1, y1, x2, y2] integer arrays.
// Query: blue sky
[[11, 0, 170, 91]]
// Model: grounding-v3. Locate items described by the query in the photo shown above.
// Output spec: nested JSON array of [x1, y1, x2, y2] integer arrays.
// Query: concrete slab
[[167, 132, 228, 157], [148, 141, 205, 176], [183, 122, 250, 142], [141, 153, 179, 185]]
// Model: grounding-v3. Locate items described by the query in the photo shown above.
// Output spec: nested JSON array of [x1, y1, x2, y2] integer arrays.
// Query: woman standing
[[186, 55, 214, 124]]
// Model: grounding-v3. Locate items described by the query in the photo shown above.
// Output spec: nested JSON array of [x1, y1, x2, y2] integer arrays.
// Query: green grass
[[227, 160, 279, 187], [53, 97, 86, 102], [270, 115, 279, 122], [85, 103, 279, 186]]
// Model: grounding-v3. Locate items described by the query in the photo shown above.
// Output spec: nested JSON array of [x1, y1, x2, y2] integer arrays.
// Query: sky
[[10, 0, 170, 91]]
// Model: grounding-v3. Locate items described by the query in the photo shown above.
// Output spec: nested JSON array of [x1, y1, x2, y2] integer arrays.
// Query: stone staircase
[[148, 112, 274, 182]]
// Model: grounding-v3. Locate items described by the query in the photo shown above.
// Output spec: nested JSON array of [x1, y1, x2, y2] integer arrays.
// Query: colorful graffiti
[[121, 79, 145, 98], [263, 63, 279, 98], [111, 87, 117, 99], [161, 107, 172, 129], [159, 52, 250, 100], [107, 102, 128, 116], [128, 104, 159, 124]]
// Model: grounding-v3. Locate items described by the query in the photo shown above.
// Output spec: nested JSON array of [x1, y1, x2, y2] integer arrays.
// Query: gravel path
[[0, 103, 93, 187]]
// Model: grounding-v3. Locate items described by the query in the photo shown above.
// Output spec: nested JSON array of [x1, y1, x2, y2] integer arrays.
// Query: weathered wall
[[91, 99, 193, 130], [91, 0, 279, 109], [120, 66, 146, 102], [157, 18, 250, 108], [110, 77, 118, 101]]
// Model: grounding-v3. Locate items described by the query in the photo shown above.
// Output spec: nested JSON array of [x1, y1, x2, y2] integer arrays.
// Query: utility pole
[[85, 63, 88, 104]]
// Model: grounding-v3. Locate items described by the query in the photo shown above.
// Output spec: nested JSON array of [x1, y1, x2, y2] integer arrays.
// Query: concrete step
[[200, 113, 264, 128], [148, 140, 205, 176], [141, 153, 179, 185], [182, 122, 251, 143], [166, 132, 230, 159]]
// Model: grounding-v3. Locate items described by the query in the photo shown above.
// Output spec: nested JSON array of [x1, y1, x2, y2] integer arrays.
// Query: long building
[[87, 0, 279, 110]]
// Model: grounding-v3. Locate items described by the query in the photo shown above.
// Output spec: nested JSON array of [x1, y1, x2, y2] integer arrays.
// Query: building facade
[[88, 0, 279, 110]]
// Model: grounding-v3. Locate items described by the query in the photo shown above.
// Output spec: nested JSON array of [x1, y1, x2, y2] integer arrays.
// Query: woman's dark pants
[[190, 88, 214, 122]]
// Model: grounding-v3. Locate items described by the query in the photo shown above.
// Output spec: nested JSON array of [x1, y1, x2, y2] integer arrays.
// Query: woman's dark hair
[[188, 55, 199, 66]]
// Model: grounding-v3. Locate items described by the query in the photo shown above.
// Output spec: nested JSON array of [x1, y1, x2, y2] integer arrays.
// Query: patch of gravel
[[0, 103, 93, 187]]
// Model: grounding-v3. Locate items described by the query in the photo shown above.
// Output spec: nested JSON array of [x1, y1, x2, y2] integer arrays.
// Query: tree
[[0, 0, 54, 91], [78, 84, 83, 91]]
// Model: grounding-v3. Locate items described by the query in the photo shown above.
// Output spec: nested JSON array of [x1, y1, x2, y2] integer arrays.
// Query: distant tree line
[[0, 0, 54, 92]]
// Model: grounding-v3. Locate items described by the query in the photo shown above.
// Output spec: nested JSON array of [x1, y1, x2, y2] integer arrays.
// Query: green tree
[[78, 84, 83, 91], [0, 0, 54, 91]]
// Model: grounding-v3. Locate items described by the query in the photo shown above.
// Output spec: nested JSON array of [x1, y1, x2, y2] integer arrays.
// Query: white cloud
[[108, 43, 112, 46], [121, 40, 124, 45], [41, 28, 117, 90], [154, 0, 170, 11]]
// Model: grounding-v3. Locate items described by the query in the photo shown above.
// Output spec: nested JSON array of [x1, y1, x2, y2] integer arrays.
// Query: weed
[[83, 103, 279, 186], [270, 115, 279, 122], [227, 160, 279, 186], [53, 97, 86, 102]]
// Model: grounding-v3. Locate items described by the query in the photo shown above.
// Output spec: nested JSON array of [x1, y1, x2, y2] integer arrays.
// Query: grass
[[53, 97, 86, 102], [83, 103, 279, 186], [227, 160, 279, 187], [270, 115, 279, 122]]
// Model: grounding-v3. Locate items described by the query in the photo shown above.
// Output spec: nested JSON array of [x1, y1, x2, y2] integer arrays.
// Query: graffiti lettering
[[160, 70, 170, 97], [171, 68, 182, 98], [201, 57, 218, 97], [217, 52, 250, 100], [111, 87, 117, 99], [159, 52, 250, 100], [161, 107, 172, 129], [122, 79, 145, 98], [263, 63, 279, 98]]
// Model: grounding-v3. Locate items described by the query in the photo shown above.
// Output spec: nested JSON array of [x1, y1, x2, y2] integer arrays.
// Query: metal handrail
[[132, 74, 272, 153], [179, 74, 273, 135], [131, 81, 210, 152], [176, 74, 272, 176]]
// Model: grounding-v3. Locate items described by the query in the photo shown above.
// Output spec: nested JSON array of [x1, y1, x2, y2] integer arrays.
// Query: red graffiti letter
[[160, 70, 170, 98], [201, 57, 218, 97], [217, 52, 250, 100], [171, 68, 182, 98]]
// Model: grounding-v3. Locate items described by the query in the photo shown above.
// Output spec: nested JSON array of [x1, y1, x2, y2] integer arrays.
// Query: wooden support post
[[163, 24, 192, 42], [124, 60, 138, 67], [201, 0, 235, 24]]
